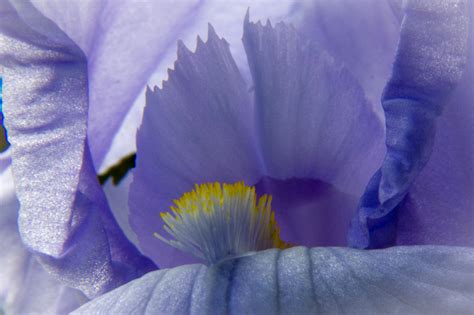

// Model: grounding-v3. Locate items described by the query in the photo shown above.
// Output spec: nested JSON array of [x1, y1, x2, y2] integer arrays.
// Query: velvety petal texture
[[0, 0, 154, 297], [243, 15, 385, 196], [29, 0, 203, 170], [130, 26, 262, 267], [396, 3, 474, 246], [349, 0, 471, 248], [74, 246, 474, 314], [0, 150, 86, 314]]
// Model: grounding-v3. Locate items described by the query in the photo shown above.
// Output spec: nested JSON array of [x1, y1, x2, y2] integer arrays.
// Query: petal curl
[[396, 6, 474, 246], [73, 246, 474, 314], [243, 15, 385, 196], [130, 26, 261, 267], [0, 151, 87, 314], [0, 0, 154, 297], [349, 0, 471, 248]]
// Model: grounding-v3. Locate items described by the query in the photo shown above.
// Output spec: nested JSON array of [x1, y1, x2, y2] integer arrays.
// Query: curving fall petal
[[0, 0, 155, 298]]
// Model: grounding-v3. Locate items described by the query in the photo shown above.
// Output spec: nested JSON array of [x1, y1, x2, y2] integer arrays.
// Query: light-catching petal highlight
[[0, 0, 155, 297]]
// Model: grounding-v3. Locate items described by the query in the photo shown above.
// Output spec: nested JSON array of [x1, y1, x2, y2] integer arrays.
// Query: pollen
[[154, 181, 290, 264]]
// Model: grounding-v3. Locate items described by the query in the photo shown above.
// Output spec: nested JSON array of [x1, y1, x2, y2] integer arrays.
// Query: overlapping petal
[[242, 16, 385, 247], [73, 246, 474, 314], [30, 1, 306, 172], [146, 0, 310, 86], [243, 16, 385, 196], [0, 0, 154, 297], [2, 0, 471, 312], [298, 0, 400, 108], [0, 151, 86, 314], [396, 5, 474, 246], [130, 26, 262, 267], [349, 0, 471, 248], [132, 11, 389, 265], [28, 0, 203, 170], [102, 1, 313, 171]]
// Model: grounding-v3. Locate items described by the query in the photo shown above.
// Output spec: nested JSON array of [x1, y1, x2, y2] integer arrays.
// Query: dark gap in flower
[[255, 177, 358, 247], [98, 153, 136, 186], [0, 112, 9, 153], [0, 77, 8, 153]]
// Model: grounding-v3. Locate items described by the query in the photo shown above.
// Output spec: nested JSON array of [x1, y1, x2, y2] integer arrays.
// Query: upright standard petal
[[349, 0, 471, 248], [130, 26, 262, 267], [0, 151, 87, 314], [102, 0, 313, 171], [242, 15, 386, 248], [0, 0, 154, 297], [145, 0, 313, 86], [73, 246, 474, 314], [243, 16, 385, 197], [29, 0, 203, 170], [298, 0, 400, 109]]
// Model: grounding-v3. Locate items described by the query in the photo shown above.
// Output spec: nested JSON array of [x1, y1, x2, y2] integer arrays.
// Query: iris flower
[[1, 0, 473, 314]]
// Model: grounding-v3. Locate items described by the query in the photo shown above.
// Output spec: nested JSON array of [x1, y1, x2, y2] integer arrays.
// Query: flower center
[[155, 181, 290, 264]]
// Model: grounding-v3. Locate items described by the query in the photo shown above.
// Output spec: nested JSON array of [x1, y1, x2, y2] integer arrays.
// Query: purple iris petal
[[243, 15, 385, 196], [0, 0, 154, 297], [243, 16, 385, 246], [349, 0, 471, 248], [131, 14, 385, 267], [299, 0, 400, 108], [396, 14, 474, 246], [130, 25, 262, 267], [29, 0, 204, 169], [74, 246, 474, 314], [0, 151, 87, 314]]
